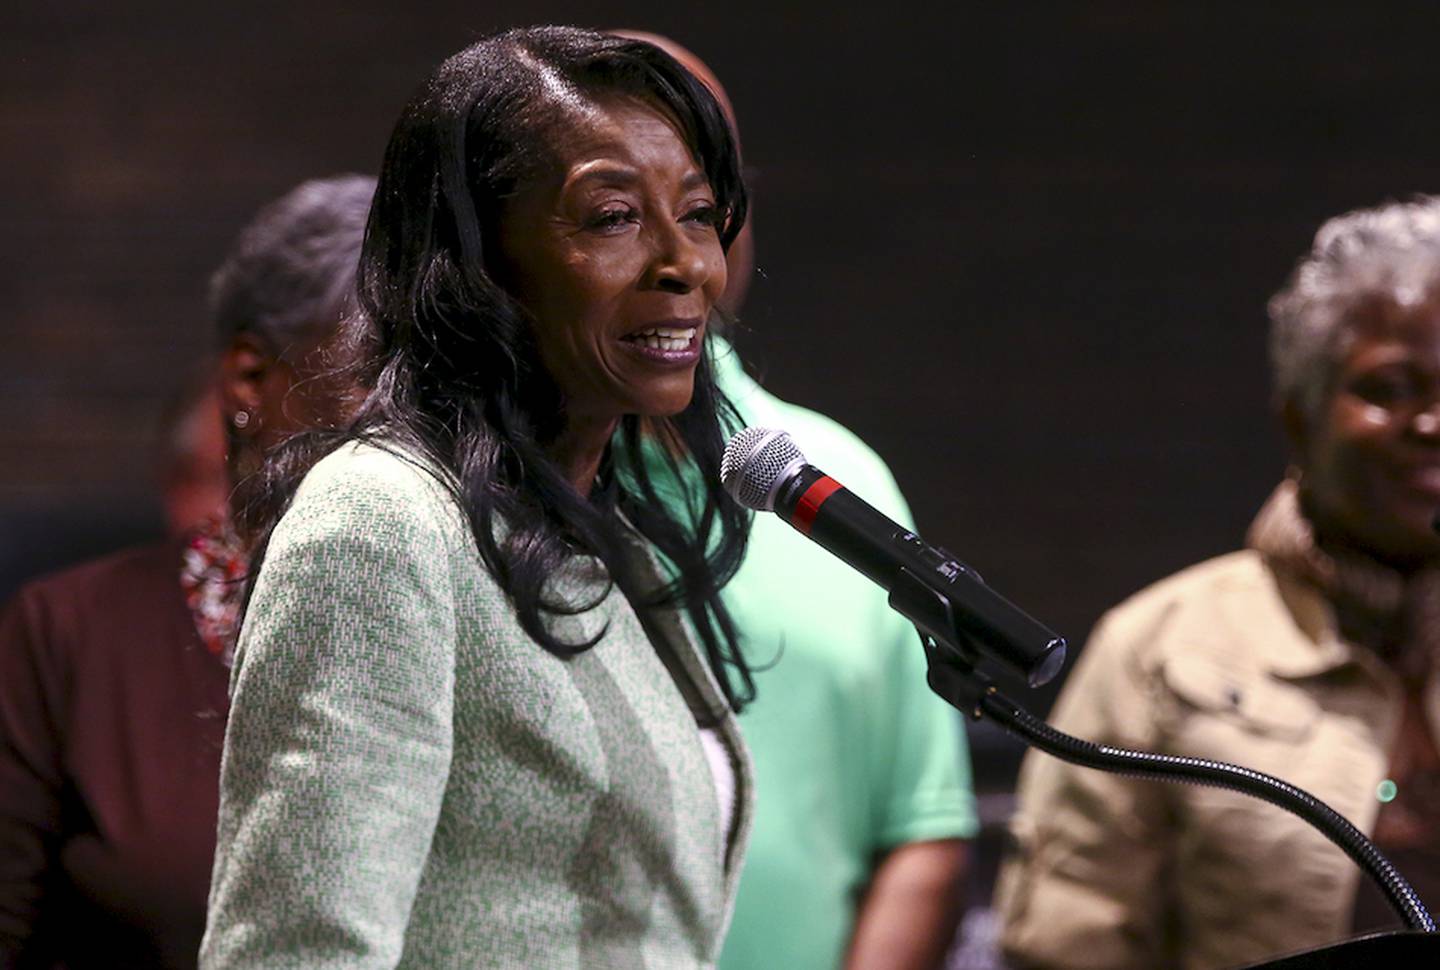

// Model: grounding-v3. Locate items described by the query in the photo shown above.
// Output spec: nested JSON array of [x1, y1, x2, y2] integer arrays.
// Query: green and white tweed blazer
[[200, 442, 752, 969]]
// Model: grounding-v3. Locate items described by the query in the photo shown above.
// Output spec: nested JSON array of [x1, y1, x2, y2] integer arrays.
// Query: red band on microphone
[[793, 475, 844, 536]]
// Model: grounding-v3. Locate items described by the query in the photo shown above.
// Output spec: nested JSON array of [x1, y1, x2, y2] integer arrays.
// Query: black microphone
[[720, 427, 1066, 687]]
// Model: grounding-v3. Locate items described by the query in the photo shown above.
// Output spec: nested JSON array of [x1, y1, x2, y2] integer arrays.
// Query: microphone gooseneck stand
[[919, 638, 1436, 937]]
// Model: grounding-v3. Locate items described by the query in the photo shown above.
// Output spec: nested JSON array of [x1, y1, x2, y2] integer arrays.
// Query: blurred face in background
[[160, 384, 229, 537], [1294, 294, 1440, 566], [220, 320, 366, 493], [240, 332, 357, 452]]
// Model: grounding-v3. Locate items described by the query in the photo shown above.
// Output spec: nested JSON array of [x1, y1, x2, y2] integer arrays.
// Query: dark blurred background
[[5, 0, 1440, 925]]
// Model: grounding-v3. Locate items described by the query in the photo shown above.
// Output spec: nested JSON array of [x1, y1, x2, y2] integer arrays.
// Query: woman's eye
[[1350, 372, 1416, 406], [683, 203, 721, 227], [587, 206, 637, 232]]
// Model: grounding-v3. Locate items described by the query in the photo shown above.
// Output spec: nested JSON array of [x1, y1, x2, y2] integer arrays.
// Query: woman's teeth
[[627, 326, 695, 351]]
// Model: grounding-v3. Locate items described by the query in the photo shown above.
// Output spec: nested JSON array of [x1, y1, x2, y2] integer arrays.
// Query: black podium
[[1238, 930, 1440, 968]]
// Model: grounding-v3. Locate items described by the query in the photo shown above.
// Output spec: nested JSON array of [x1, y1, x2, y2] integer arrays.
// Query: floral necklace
[[178, 513, 245, 667]]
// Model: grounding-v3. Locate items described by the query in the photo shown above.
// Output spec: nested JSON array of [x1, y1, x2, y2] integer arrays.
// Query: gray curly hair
[[210, 173, 377, 356], [1269, 196, 1440, 423]]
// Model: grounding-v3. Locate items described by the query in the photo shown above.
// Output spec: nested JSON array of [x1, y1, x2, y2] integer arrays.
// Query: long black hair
[[238, 26, 755, 711]]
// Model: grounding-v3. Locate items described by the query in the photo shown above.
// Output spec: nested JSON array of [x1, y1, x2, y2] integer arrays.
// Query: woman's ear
[[219, 333, 272, 436]]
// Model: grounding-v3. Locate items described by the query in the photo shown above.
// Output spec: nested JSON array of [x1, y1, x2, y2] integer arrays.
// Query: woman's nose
[[648, 223, 710, 294]]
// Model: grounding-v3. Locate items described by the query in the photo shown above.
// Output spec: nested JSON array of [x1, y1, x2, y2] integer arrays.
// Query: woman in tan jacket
[[996, 196, 1440, 969]]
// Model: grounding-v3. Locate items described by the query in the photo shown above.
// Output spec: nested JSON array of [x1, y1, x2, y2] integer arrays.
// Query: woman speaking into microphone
[[201, 27, 755, 969]]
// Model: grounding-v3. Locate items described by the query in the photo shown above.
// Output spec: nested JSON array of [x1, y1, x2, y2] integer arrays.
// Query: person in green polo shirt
[[706, 337, 978, 970], [617, 32, 979, 970]]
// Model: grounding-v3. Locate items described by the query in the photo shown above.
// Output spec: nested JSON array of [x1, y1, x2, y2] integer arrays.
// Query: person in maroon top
[[0, 173, 374, 970]]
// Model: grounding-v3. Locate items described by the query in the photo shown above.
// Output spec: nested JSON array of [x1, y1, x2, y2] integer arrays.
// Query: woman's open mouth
[[620, 322, 702, 361]]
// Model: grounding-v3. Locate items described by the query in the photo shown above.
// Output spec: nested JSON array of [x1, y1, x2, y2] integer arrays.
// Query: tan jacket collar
[[1261, 567, 1363, 680]]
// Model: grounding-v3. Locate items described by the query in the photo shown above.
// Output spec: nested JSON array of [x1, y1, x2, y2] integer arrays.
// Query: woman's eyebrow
[[568, 163, 640, 189], [565, 164, 710, 193]]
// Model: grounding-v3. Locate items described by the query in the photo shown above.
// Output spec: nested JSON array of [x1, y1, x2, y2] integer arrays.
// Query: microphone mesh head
[[721, 427, 806, 511]]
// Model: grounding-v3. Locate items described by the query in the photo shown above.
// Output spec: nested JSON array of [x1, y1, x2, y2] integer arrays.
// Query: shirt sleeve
[[0, 587, 66, 963], [200, 457, 458, 970], [994, 611, 1177, 970], [872, 603, 980, 848]]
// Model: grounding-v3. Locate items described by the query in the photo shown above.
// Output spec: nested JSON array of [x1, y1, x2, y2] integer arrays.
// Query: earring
[[232, 410, 251, 429]]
